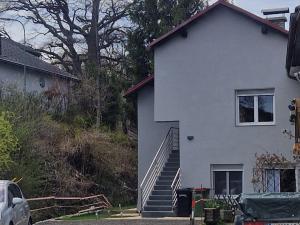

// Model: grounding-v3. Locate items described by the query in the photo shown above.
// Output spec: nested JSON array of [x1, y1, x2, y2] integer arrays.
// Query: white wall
[[153, 5, 300, 192], [137, 85, 178, 209]]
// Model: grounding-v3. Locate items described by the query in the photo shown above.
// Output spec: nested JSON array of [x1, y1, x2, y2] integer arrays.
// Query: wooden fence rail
[[27, 194, 111, 214]]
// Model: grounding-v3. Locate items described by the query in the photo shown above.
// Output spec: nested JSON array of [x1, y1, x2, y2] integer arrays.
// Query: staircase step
[[154, 185, 172, 190], [142, 211, 175, 218], [161, 171, 177, 176], [149, 195, 172, 201], [168, 158, 179, 162], [146, 200, 172, 206], [163, 167, 178, 172], [152, 190, 172, 195], [156, 181, 172, 185], [144, 206, 173, 211], [168, 159, 179, 163], [158, 176, 174, 181], [165, 162, 179, 167]]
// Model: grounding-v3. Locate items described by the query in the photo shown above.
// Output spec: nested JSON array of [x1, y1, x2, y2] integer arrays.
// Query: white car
[[0, 181, 31, 225]]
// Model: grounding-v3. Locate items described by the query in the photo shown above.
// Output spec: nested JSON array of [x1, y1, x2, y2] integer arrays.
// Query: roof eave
[[0, 57, 79, 81], [124, 75, 154, 97], [148, 0, 288, 50]]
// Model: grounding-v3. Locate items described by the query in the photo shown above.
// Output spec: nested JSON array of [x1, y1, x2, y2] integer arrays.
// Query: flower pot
[[220, 209, 234, 222], [204, 208, 220, 224]]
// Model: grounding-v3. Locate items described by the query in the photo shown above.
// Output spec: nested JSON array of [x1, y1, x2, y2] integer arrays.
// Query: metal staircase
[[140, 127, 180, 217]]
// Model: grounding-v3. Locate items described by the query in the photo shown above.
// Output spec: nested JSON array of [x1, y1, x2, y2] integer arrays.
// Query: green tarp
[[239, 193, 300, 221]]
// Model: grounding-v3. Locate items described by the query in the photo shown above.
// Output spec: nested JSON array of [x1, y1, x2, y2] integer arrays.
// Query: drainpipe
[[23, 65, 27, 93]]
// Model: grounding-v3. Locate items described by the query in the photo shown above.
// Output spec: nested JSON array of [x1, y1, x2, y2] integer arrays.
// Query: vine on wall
[[252, 152, 292, 193]]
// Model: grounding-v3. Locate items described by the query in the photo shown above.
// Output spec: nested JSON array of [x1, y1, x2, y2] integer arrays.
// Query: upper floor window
[[236, 89, 275, 126]]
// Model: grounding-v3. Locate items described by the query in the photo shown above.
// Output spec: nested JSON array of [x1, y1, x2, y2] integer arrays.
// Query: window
[[265, 169, 295, 192], [39, 77, 45, 88], [7, 189, 13, 208], [236, 90, 275, 126], [212, 165, 243, 195], [9, 184, 22, 198]]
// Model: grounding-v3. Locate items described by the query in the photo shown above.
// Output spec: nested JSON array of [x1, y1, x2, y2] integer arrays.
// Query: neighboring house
[[125, 0, 300, 217], [0, 37, 78, 95]]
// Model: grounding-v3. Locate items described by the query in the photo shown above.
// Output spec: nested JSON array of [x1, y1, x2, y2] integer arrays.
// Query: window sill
[[236, 122, 276, 127]]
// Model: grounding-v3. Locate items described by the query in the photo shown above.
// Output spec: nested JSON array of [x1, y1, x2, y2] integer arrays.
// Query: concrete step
[[158, 176, 174, 181], [146, 200, 172, 206], [168, 158, 179, 162], [161, 171, 177, 176], [144, 205, 173, 211], [169, 153, 179, 157], [156, 180, 172, 186], [154, 185, 172, 190], [152, 190, 172, 195], [163, 167, 178, 172], [165, 162, 179, 167], [149, 195, 172, 201], [142, 211, 175, 217]]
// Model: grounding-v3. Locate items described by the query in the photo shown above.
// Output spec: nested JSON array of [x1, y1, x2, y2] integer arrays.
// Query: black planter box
[[204, 208, 220, 224]]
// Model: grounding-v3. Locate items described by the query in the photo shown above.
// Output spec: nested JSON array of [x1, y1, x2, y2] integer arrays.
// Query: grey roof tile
[[0, 38, 78, 80]]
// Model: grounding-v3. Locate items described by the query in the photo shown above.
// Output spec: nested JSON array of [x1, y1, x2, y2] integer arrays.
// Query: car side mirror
[[12, 197, 23, 207]]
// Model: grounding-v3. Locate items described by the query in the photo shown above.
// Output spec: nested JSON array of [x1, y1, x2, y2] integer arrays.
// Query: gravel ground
[[36, 219, 202, 225]]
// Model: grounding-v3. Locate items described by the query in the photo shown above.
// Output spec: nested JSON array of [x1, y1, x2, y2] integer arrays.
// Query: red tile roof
[[124, 75, 154, 97], [149, 0, 288, 49]]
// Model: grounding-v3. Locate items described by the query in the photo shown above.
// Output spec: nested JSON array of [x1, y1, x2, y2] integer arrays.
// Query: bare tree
[[2, 0, 133, 128], [3, 0, 132, 76]]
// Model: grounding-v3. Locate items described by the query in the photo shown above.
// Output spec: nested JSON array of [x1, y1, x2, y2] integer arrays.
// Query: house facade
[[0, 38, 78, 95], [126, 0, 300, 217]]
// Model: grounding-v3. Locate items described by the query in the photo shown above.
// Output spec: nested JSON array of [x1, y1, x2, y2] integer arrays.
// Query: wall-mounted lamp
[[187, 136, 194, 141]]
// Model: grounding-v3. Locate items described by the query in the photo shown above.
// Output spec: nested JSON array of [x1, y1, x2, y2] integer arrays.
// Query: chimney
[[262, 8, 289, 29]]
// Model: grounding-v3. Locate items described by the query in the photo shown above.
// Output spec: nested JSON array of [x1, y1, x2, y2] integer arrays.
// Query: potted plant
[[219, 201, 234, 222], [204, 199, 220, 225]]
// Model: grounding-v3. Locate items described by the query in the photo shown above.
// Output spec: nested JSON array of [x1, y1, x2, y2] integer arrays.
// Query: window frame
[[212, 166, 244, 196], [236, 91, 275, 126]]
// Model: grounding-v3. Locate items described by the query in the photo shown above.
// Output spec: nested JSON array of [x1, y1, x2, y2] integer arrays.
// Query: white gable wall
[[154, 5, 300, 192]]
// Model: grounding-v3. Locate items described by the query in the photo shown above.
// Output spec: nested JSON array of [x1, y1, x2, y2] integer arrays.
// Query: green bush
[[0, 112, 18, 170]]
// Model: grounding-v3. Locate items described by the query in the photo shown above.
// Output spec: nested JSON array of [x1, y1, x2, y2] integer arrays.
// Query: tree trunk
[[86, 0, 101, 129]]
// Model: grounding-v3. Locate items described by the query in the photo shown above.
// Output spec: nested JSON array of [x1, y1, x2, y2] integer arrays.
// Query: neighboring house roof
[[124, 75, 154, 97], [149, 0, 288, 49], [0, 38, 78, 80], [125, 1, 289, 96], [286, 5, 300, 77]]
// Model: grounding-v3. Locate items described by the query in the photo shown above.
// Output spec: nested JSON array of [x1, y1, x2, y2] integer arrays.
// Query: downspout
[[23, 65, 27, 93]]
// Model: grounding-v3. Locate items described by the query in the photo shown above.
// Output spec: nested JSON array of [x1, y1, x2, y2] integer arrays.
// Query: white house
[[125, 0, 300, 217], [0, 37, 78, 95]]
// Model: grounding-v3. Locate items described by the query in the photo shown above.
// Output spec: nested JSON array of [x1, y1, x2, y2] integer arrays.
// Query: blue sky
[[4, 0, 300, 43]]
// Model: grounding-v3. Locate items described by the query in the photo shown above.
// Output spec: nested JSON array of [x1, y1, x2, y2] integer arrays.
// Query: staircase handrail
[[171, 168, 181, 209], [140, 127, 178, 211]]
